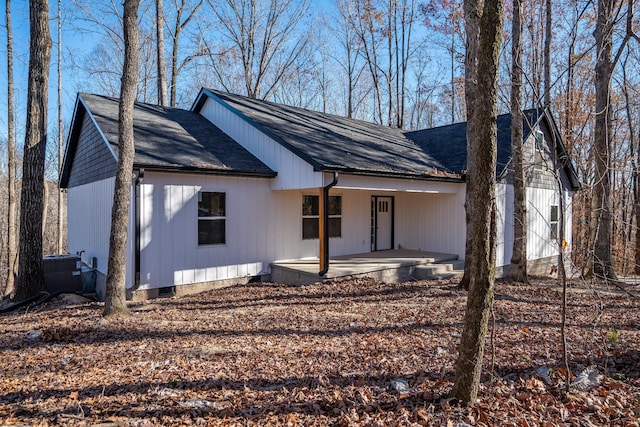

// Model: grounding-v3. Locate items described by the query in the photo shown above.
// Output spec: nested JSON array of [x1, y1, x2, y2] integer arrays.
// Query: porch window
[[302, 195, 342, 239], [198, 192, 226, 245], [550, 205, 559, 240]]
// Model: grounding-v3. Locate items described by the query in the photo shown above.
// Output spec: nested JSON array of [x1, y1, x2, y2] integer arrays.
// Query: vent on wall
[[158, 286, 176, 298]]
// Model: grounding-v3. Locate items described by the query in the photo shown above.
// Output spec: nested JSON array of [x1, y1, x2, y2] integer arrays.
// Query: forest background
[[0, 0, 639, 281]]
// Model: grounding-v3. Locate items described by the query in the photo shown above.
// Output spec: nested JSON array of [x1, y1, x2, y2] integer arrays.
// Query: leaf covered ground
[[1, 277, 639, 426]]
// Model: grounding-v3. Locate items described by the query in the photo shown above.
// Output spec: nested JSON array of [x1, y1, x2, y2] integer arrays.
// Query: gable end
[[63, 98, 118, 188]]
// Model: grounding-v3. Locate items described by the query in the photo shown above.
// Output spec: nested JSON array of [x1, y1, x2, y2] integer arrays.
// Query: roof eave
[[320, 167, 463, 183], [133, 163, 277, 179]]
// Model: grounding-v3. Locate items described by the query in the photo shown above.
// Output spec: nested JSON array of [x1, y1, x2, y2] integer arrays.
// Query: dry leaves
[[1, 277, 639, 426]]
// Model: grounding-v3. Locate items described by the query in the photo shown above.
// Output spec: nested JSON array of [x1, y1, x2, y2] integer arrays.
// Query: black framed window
[[302, 195, 341, 239], [534, 130, 545, 168], [198, 192, 226, 245], [550, 205, 559, 240]]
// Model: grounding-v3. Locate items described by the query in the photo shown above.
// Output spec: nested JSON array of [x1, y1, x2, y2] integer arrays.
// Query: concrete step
[[414, 260, 465, 280]]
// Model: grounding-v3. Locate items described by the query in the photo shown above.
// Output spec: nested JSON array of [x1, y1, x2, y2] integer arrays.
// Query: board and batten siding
[[495, 182, 573, 268], [139, 172, 320, 289], [395, 190, 466, 258], [198, 96, 322, 190], [137, 172, 471, 290], [67, 177, 135, 286]]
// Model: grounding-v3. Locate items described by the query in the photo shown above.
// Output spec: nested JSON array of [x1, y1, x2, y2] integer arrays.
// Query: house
[[60, 89, 579, 300]]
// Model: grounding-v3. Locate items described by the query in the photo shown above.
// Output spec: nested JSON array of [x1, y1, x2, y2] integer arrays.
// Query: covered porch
[[271, 249, 463, 285]]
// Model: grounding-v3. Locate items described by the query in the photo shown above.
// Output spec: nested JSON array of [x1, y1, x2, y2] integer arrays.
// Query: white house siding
[[394, 190, 466, 258], [139, 172, 319, 289], [495, 183, 514, 268], [198, 96, 322, 190], [495, 182, 572, 270], [137, 172, 470, 290], [67, 177, 134, 286]]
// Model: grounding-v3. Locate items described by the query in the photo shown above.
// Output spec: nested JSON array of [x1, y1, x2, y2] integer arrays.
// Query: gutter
[[319, 172, 339, 276], [132, 163, 277, 179]]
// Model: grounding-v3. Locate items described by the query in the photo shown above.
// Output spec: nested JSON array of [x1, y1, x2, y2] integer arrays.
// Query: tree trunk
[[5, 0, 18, 295], [543, 0, 552, 108], [453, 0, 503, 404], [156, 0, 168, 106], [103, 0, 140, 316], [458, 0, 482, 291], [591, 0, 616, 279], [624, 56, 640, 274], [15, 0, 52, 301], [169, 1, 181, 107], [57, 0, 63, 254], [507, 0, 528, 283]]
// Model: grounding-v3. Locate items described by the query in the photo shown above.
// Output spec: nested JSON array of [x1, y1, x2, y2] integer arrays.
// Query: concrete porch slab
[[270, 249, 459, 285]]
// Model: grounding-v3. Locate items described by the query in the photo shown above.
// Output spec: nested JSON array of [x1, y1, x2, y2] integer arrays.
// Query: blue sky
[[0, 0, 455, 173], [0, 0, 101, 172], [1, 0, 96, 141]]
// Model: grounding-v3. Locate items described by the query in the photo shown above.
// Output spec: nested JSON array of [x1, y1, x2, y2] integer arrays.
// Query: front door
[[372, 196, 393, 251]]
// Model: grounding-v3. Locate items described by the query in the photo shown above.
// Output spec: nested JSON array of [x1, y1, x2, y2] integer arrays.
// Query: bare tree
[[5, 0, 18, 295], [452, 0, 503, 403], [168, 0, 204, 107], [205, 0, 310, 100], [591, 0, 637, 278], [332, 0, 368, 118], [103, 0, 141, 316], [57, 0, 64, 254], [457, 0, 481, 292], [351, 0, 385, 123], [71, 0, 157, 102], [15, 0, 53, 300], [543, 0, 552, 108], [391, 0, 416, 128], [156, 0, 168, 105], [420, 0, 465, 124], [507, 0, 527, 283]]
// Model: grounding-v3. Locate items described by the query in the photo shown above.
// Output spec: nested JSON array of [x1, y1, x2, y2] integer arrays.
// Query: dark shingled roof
[[404, 109, 543, 177], [61, 93, 275, 187], [195, 89, 460, 181], [405, 109, 580, 190]]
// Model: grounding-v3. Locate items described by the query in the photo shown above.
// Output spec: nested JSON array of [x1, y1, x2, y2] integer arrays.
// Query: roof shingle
[[202, 90, 459, 180], [78, 93, 275, 177]]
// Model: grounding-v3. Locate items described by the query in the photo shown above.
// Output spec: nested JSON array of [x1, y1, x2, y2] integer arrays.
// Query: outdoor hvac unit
[[43, 254, 83, 293]]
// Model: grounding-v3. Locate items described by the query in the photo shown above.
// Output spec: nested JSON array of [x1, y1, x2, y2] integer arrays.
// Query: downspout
[[319, 171, 339, 276], [132, 168, 144, 291]]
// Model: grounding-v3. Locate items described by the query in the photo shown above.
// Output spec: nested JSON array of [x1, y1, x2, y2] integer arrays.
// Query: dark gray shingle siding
[[67, 114, 117, 188]]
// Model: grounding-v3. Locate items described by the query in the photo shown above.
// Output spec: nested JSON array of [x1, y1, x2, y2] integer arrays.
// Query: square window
[[198, 192, 226, 245], [199, 192, 225, 217], [302, 195, 319, 216], [302, 195, 342, 239], [302, 218, 319, 239], [198, 218, 225, 245]]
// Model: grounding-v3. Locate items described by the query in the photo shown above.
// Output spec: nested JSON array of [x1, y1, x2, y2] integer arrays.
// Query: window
[[198, 192, 225, 245], [550, 205, 559, 240], [302, 195, 342, 239], [534, 130, 545, 168]]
